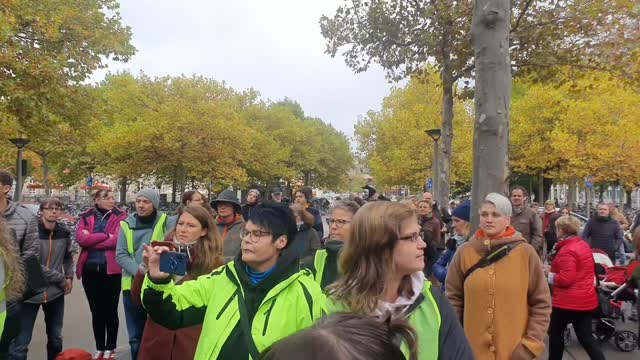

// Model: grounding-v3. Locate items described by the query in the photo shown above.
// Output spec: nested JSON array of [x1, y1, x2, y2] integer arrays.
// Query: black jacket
[[582, 216, 624, 260]]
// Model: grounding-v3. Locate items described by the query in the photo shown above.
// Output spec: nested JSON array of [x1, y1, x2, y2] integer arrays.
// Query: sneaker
[[103, 350, 116, 359], [93, 351, 104, 360]]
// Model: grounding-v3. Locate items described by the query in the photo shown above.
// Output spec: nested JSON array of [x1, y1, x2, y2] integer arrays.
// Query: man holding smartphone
[[116, 189, 168, 360], [141, 202, 325, 360]]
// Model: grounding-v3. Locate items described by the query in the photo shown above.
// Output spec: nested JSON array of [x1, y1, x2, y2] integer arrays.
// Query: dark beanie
[[452, 200, 471, 222]]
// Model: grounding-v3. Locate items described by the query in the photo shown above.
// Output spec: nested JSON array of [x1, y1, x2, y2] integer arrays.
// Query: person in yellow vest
[[307, 200, 359, 290], [325, 201, 473, 359], [0, 218, 25, 344], [116, 189, 167, 360]]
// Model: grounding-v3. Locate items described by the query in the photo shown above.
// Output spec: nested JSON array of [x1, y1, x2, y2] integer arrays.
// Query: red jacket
[[550, 236, 598, 311], [76, 207, 127, 279]]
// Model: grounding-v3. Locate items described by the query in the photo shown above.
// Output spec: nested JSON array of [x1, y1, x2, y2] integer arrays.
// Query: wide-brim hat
[[210, 189, 241, 212]]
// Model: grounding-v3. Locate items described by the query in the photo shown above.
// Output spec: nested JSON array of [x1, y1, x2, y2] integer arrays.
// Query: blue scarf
[[245, 264, 276, 285]]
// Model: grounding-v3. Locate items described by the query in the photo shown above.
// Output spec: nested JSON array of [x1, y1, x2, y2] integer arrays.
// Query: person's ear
[[275, 235, 287, 250]]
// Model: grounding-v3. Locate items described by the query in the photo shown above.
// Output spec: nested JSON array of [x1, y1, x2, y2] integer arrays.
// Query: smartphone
[[151, 241, 176, 251], [159, 252, 188, 276]]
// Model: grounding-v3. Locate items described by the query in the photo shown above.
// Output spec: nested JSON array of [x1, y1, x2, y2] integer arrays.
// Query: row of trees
[[1, 73, 354, 197], [322, 0, 639, 206], [354, 70, 640, 197]]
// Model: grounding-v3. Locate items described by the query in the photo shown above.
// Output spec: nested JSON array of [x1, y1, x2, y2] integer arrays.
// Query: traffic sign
[[87, 176, 94, 188], [585, 176, 593, 189], [427, 178, 433, 190]]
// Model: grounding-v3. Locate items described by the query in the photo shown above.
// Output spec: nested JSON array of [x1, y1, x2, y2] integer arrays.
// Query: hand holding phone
[[159, 252, 188, 276]]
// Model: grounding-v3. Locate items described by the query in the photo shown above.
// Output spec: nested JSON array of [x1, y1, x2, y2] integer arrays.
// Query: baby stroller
[[591, 250, 638, 352]]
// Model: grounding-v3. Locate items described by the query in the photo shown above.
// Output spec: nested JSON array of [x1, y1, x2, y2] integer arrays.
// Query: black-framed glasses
[[326, 218, 351, 228], [240, 229, 272, 242], [398, 233, 422, 243]]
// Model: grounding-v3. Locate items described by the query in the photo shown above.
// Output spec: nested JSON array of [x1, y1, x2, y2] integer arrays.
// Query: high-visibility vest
[[120, 213, 167, 291], [0, 288, 6, 338]]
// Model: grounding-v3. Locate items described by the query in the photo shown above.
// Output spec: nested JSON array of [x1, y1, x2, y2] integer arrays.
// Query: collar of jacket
[[37, 219, 69, 238], [555, 236, 582, 250], [2, 200, 17, 216], [217, 213, 243, 226], [232, 245, 300, 292]]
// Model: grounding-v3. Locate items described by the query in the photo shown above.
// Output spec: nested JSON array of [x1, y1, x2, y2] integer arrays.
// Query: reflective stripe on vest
[[313, 249, 328, 287], [121, 213, 168, 291], [0, 289, 5, 338]]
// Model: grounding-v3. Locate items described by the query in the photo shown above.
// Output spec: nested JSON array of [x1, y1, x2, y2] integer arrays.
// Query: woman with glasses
[[76, 190, 128, 360], [306, 200, 360, 290], [141, 202, 325, 360], [446, 193, 551, 360], [326, 201, 473, 359]]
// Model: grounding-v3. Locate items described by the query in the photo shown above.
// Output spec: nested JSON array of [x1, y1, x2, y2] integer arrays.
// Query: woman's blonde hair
[[555, 215, 581, 237], [175, 206, 224, 276], [399, 200, 417, 212], [0, 218, 25, 301], [329, 202, 418, 314], [289, 203, 315, 227]]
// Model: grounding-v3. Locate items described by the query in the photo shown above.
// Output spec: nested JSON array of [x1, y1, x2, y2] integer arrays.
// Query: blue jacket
[[433, 249, 456, 287]]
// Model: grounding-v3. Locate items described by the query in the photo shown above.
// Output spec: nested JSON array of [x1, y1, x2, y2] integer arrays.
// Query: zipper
[[44, 229, 54, 303], [216, 293, 237, 320], [262, 297, 278, 336]]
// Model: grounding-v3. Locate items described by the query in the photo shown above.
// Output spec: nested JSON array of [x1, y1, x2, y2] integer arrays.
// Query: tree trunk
[[41, 152, 50, 196], [567, 179, 577, 209], [537, 173, 544, 204], [119, 176, 127, 206], [171, 167, 178, 203], [439, 68, 454, 207], [625, 189, 632, 208], [470, 0, 512, 229], [304, 171, 311, 186]]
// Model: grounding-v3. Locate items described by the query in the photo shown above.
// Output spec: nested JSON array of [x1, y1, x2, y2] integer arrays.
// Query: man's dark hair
[[248, 202, 298, 249], [40, 197, 64, 212], [298, 186, 313, 201], [510, 185, 528, 198], [0, 170, 14, 187]]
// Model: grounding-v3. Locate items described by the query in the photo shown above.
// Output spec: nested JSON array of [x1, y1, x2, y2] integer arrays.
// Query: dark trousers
[[123, 290, 147, 360], [11, 296, 64, 360], [548, 307, 605, 360], [0, 302, 21, 360], [82, 271, 121, 351]]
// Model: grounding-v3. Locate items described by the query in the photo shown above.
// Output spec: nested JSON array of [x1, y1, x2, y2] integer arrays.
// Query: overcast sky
[[92, 0, 393, 138]]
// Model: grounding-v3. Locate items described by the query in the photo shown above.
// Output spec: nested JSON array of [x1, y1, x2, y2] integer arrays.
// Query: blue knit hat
[[451, 200, 471, 222]]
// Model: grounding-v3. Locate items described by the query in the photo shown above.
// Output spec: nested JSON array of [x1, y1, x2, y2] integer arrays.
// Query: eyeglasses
[[326, 218, 351, 228], [240, 229, 272, 242], [42, 207, 62, 212], [398, 233, 422, 243]]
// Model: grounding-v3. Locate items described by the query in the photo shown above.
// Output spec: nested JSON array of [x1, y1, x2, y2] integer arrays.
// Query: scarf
[[475, 225, 517, 241], [245, 264, 277, 285]]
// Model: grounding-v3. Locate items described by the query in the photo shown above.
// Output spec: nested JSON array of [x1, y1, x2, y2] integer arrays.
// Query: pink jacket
[[75, 207, 128, 279]]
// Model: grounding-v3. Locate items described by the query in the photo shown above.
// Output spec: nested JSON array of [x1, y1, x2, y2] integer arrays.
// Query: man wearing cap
[[510, 186, 544, 258], [211, 190, 245, 263], [116, 189, 168, 360], [271, 188, 283, 203]]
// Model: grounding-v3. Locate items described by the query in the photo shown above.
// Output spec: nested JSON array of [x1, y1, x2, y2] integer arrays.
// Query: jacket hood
[[2, 200, 18, 217], [324, 239, 344, 254]]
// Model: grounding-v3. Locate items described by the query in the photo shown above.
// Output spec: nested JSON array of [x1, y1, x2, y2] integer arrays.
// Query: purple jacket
[[76, 207, 127, 279]]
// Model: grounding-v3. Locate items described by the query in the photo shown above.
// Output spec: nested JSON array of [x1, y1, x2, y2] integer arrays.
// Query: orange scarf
[[475, 225, 516, 240]]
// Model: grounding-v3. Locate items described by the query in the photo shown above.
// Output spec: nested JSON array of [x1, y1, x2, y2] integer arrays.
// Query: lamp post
[[425, 129, 442, 205], [9, 138, 30, 202]]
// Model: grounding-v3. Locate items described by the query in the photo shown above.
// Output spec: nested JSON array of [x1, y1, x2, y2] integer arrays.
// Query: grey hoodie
[[116, 211, 167, 278], [2, 200, 39, 261]]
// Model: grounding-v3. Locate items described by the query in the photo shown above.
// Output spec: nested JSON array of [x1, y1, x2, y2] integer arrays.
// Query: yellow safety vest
[[120, 213, 167, 291]]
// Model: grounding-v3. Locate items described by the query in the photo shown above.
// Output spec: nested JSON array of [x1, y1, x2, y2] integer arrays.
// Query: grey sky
[[92, 0, 392, 138]]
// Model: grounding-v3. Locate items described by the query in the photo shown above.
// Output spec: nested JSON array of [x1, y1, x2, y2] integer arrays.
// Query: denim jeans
[[11, 296, 64, 360], [122, 291, 147, 360], [0, 302, 21, 360]]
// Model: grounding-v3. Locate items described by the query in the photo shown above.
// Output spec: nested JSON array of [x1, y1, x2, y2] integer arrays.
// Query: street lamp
[[425, 129, 441, 204], [9, 138, 30, 202]]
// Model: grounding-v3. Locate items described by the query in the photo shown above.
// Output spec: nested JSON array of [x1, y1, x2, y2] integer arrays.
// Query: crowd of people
[[0, 167, 638, 359]]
